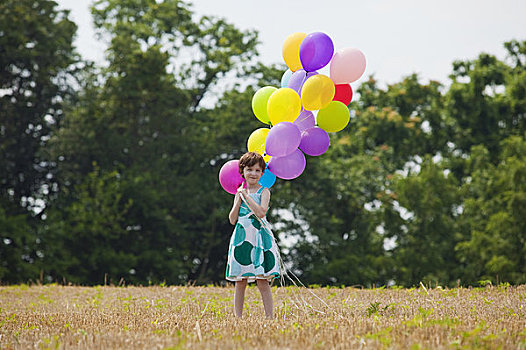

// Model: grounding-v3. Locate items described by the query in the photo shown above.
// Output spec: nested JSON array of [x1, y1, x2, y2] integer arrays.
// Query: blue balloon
[[259, 167, 277, 188], [280, 69, 292, 88]]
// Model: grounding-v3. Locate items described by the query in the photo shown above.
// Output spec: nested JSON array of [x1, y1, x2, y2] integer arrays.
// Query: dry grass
[[0, 283, 524, 349]]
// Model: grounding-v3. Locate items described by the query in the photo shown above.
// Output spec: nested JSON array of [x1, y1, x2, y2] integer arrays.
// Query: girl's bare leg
[[256, 279, 273, 319], [234, 279, 248, 317]]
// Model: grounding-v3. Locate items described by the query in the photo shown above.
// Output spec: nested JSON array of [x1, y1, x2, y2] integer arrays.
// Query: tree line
[[1, 0, 524, 287]]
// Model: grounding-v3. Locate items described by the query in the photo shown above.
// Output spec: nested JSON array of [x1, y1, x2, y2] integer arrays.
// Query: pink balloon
[[299, 127, 330, 156], [265, 122, 301, 157], [293, 110, 315, 132], [330, 48, 366, 84], [268, 149, 306, 180], [219, 160, 243, 194]]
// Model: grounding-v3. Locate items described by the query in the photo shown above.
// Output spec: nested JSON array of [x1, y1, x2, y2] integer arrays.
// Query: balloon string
[[237, 186, 344, 319], [297, 114, 310, 123], [238, 189, 313, 316], [301, 71, 308, 87]]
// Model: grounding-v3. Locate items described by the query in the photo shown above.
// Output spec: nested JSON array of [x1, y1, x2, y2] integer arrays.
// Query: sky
[[56, 0, 525, 87]]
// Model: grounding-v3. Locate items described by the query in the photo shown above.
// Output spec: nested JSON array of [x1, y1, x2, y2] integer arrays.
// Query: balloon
[[259, 168, 276, 188], [247, 128, 271, 162], [268, 149, 306, 180], [252, 86, 277, 124], [219, 160, 243, 194], [317, 101, 350, 132], [301, 74, 335, 111], [265, 122, 301, 157], [299, 127, 330, 156], [287, 69, 318, 95], [267, 88, 302, 125], [247, 128, 270, 152], [333, 84, 353, 105], [330, 48, 366, 84], [299, 32, 334, 72], [293, 110, 315, 132], [282, 32, 306, 72], [280, 69, 293, 88]]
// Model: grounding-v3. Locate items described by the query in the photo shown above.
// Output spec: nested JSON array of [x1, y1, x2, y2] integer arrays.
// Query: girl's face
[[243, 164, 263, 185]]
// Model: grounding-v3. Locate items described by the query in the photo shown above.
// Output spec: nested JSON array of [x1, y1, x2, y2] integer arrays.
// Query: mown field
[[0, 283, 524, 349]]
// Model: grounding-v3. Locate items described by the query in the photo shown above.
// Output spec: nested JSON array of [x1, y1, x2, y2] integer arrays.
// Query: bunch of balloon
[[219, 31, 366, 193]]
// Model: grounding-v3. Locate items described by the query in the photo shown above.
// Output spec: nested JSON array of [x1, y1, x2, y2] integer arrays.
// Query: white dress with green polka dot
[[226, 187, 281, 282]]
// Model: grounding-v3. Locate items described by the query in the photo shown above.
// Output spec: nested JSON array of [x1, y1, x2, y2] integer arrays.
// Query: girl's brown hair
[[238, 152, 266, 177]]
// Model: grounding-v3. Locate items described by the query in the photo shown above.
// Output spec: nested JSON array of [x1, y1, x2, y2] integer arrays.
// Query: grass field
[[0, 283, 524, 349]]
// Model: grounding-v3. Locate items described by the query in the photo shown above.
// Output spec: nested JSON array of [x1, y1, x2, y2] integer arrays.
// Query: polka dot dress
[[226, 187, 281, 282]]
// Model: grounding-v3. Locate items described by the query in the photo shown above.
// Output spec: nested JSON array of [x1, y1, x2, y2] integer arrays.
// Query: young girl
[[226, 152, 281, 319]]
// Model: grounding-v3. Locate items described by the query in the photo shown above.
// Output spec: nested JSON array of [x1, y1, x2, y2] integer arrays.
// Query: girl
[[226, 152, 281, 319]]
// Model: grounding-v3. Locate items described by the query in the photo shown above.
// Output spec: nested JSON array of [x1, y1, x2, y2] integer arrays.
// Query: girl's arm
[[229, 193, 242, 225], [240, 188, 270, 218]]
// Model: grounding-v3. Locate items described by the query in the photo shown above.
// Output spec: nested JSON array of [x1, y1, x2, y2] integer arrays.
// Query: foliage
[[456, 136, 526, 284], [42, 0, 270, 285], [1, 0, 525, 286], [43, 166, 134, 284], [0, 203, 34, 281], [275, 41, 526, 287], [0, 0, 78, 283], [387, 158, 461, 286]]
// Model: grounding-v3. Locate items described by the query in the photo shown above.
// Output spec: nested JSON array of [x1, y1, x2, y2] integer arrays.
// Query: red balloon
[[333, 84, 353, 105]]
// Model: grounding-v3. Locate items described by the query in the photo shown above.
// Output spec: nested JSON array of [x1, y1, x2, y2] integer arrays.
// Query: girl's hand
[[237, 187, 248, 198]]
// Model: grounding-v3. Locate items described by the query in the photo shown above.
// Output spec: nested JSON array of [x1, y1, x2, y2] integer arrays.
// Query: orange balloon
[[301, 74, 335, 111], [282, 32, 306, 72]]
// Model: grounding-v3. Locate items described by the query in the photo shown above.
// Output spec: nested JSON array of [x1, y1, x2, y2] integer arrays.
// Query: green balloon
[[252, 86, 277, 125], [317, 101, 350, 132]]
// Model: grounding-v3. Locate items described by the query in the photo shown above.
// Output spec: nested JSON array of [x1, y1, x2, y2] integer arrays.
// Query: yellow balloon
[[247, 128, 271, 162], [317, 101, 350, 132], [261, 148, 271, 163], [282, 32, 306, 72], [301, 74, 335, 111], [247, 128, 269, 153], [267, 88, 301, 125]]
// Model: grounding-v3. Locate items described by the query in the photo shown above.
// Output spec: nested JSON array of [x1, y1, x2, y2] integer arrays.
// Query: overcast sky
[[57, 0, 525, 87]]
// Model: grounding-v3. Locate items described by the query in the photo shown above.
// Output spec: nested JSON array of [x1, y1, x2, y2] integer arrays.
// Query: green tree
[[44, 0, 265, 284], [277, 149, 393, 286], [356, 74, 449, 168], [456, 136, 526, 284], [446, 40, 526, 285], [0, 0, 77, 282], [446, 40, 526, 165], [385, 158, 461, 286], [275, 74, 451, 286], [44, 166, 135, 284], [0, 203, 33, 281]]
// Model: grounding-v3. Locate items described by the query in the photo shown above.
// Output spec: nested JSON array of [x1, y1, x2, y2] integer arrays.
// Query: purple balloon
[[287, 69, 318, 94], [265, 122, 301, 157], [299, 32, 334, 72], [293, 110, 316, 132], [268, 149, 306, 180], [299, 127, 330, 156], [219, 160, 243, 194]]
